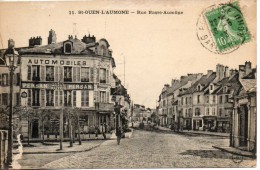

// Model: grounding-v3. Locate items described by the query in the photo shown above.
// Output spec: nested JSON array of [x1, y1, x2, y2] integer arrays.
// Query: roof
[[179, 72, 216, 96], [240, 79, 256, 92], [243, 68, 257, 79], [19, 38, 95, 55]]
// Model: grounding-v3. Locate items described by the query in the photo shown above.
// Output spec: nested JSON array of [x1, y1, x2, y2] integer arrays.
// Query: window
[[185, 97, 187, 104], [206, 108, 209, 115], [189, 97, 192, 105], [32, 65, 40, 81], [100, 45, 106, 56], [225, 95, 229, 103], [188, 108, 192, 117], [2, 93, 8, 105], [46, 90, 54, 106], [185, 109, 188, 117], [100, 68, 106, 83], [16, 73, 20, 85], [213, 108, 216, 115], [81, 67, 90, 82], [100, 91, 106, 103], [213, 95, 216, 103], [219, 108, 223, 117], [73, 91, 76, 107], [219, 96, 223, 104], [2, 74, 8, 86], [206, 96, 209, 103], [198, 85, 201, 91], [32, 89, 40, 106], [197, 95, 200, 104], [64, 67, 72, 82], [46, 66, 54, 81], [195, 108, 200, 116], [64, 90, 72, 106], [81, 90, 89, 107], [65, 43, 72, 53], [181, 97, 183, 105], [210, 85, 213, 90]]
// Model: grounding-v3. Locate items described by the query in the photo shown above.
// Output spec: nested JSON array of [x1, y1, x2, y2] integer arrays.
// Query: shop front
[[203, 116, 217, 131], [216, 117, 230, 133]]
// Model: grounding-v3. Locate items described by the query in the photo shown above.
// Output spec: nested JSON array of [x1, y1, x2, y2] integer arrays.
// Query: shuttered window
[[54, 66, 59, 82], [32, 65, 40, 81], [32, 89, 40, 106], [46, 90, 54, 106], [46, 66, 54, 81], [81, 67, 90, 82], [40, 65, 45, 81]]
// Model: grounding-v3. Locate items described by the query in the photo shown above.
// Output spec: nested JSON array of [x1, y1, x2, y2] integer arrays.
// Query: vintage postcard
[[0, 0, 257, 169]]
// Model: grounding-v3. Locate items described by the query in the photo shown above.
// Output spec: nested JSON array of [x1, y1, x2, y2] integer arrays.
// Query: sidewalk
[[14, 140, 104, 154], [212, 146, 256, 158], [157, 126, 229, 137]]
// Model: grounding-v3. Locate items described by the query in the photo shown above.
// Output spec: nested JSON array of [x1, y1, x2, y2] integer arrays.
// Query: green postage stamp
[[197, 1, 251, 54]]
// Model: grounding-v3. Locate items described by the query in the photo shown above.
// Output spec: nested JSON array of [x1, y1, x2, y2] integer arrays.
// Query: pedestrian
[[116, 126, 122, 145], [95, 126, 99, 139]]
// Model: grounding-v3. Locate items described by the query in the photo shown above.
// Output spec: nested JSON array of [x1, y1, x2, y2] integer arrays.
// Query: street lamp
[[4, 47, 20, 165]]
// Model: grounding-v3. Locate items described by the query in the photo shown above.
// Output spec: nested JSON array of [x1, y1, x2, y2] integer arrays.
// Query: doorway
[[32, 119, 39, 138], [238, 105, 248, 147]]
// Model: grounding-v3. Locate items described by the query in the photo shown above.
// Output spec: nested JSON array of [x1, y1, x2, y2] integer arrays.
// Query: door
[[239, 105, 248, 147], [32, 119, 39, 138]]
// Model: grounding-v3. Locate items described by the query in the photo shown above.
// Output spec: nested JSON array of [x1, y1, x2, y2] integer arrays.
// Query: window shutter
[[90, 67, 94, 82], [72, 67, 77, 82], [73, 90, 76, 107], [41, 90, 45, 107], [76, 67, 80, 82], [27, 65, 31, 80], [55, 90, 59, 107], [59, 66, 64, 81], [54, 66, 59, 82], [13, 73, 17, 85], [96, 68, 99, 83], [40, 65, 45, 81], [28, 90, 31, 107]]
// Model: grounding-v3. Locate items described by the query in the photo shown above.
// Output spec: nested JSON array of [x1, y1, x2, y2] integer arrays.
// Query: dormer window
[[64, 41, 73, 54], [197, 85, 201, 91], [210, 85, 213, 90]]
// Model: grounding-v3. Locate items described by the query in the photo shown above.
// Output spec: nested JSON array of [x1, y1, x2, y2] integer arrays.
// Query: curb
[[177, 131, 229, 137], [212, 146, 256, 159], [14, 142, 103, 155]]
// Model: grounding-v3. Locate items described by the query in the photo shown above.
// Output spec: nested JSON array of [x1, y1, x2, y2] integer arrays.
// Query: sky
[[0, 0, 256, 108]]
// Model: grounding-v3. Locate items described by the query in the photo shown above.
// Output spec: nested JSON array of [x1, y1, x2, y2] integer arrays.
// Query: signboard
[[21, 82, 94, 90]]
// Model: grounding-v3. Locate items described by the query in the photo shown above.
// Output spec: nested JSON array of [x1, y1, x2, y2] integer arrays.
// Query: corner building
[[17, 31, 116, 138]]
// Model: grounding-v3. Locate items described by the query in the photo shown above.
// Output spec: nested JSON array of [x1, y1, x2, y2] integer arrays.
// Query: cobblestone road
[[43, 130, 255, 168]]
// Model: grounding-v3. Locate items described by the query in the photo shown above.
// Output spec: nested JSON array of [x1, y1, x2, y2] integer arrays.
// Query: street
[[23, 130, 255, 168]]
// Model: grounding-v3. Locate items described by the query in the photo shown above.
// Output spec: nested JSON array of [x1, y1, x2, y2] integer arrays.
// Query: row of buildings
[[0, 30, 131, 139], [157, 61, 256, 153]]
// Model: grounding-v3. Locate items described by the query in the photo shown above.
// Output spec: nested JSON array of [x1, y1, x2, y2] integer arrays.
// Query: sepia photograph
[[0, 0, 257, 169]]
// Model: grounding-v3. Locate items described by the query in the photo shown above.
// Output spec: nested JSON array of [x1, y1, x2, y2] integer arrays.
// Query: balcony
[[95, 102, 114, 112]]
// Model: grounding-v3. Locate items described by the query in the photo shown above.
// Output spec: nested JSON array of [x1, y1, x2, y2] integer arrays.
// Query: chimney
[[48, 29, 57, 44], [29, 36, 42, 46], [245, 61, 252, 75], [8, 39, 15, 49], [239, 65, 246, 79], [196, 73, 203, 80], [81, 34, 96, 44], [180, 76, 187, 83], [68, 35, 73, 40], [224, 66, 229, 78], [207, 70, 213, 78]]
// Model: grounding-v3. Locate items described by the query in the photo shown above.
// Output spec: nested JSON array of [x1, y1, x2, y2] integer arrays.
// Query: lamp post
[[4, 47, 19, 165]]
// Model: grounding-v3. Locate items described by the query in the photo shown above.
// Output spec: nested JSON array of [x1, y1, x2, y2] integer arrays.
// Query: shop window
[[32, 65, 40, 81], [81, 67, 90, 82], [64, 90, 72, 106], [32, 89, 40, 106], [64, 67, 72, 82], [100, 68, 106, 83], [46, 66, 54, 81], [81, 90, 89, 107], [199, 120, 202, 127], [46, 90, 54, 106]]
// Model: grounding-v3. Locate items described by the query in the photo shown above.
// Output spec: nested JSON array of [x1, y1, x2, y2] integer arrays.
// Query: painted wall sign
[[21, 82, 94, 90]]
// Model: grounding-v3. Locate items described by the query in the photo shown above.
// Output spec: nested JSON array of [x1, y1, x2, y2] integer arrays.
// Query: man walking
[[116, 126, 122, 145]]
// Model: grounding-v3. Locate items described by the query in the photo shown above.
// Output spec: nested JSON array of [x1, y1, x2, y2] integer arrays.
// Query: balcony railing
[[95, 102, 114, 112]]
